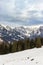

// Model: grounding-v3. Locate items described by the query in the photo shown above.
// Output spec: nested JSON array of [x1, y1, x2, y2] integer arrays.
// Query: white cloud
[[0, 0, 43, 26], [0, 0, 43, 19], [0, 0, 15, 16]]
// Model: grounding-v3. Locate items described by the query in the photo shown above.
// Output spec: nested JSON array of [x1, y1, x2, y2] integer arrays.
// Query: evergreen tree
[[17, 40, 23, 51], [4, 42, 9, 54], [24, 38, 30, 49], [35, 37, 42, 48], [11, 41, 17, 52], [30, 39, 35, 48], [9, 43, 12, 53], [41, 38, 43, 45]]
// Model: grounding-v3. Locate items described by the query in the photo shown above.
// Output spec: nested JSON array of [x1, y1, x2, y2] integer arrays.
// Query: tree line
[[0, 37, 43, 54]]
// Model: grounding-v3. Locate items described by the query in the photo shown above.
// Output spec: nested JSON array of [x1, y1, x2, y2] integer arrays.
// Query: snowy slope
[[0, 47, 43, 65]]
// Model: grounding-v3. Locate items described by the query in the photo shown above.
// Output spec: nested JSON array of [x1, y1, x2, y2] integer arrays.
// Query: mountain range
[[0, 24, 43, 43]]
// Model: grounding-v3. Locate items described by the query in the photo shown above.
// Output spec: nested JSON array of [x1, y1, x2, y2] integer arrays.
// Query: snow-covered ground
[[0, 47, 43, 65]]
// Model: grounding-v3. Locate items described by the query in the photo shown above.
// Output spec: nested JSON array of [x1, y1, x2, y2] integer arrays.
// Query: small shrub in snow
[[31, 58, 34, 61]]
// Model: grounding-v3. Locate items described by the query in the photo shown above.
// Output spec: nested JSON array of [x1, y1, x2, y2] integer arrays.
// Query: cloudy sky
[[0, 0, 43, 27]]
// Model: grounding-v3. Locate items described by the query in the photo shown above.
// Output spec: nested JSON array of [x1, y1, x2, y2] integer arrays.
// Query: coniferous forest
[[0, 37, 43, 54]]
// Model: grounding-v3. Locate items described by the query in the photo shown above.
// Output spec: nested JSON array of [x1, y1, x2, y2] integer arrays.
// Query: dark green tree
[[9, 43, 13, 53], [17, 40, 24, 51], [41, 38, 43, 45], [11, 41, 18, 52], [35, 37, 42, 48], [30, 39, 35, 48], [24, 38, 30, 49]]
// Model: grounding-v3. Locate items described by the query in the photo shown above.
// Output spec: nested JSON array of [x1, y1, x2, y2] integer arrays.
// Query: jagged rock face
[[0, 24, 43, 43]]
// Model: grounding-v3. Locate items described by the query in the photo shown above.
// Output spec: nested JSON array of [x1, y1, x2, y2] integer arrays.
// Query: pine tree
[[41, 38, 43, 45], [11, 41, 17, 52], [4, 42, 9, 54], [35, 37, 42, 48], [17, 40, 24, 51], [9, 43, 12, 53], [24, 38, 30, 49], [30, 39, 35, 48]]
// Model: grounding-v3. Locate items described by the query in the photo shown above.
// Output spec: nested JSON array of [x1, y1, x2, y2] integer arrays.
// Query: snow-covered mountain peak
[[6, 26, 12, 31], [0, 24, 43, 42]]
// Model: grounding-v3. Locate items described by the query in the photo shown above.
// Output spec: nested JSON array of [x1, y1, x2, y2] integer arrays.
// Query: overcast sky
[[0, 0, 43, 27]]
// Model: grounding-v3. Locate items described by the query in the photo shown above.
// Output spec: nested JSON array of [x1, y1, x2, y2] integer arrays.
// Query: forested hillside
[[0, 37, 43, 54]]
